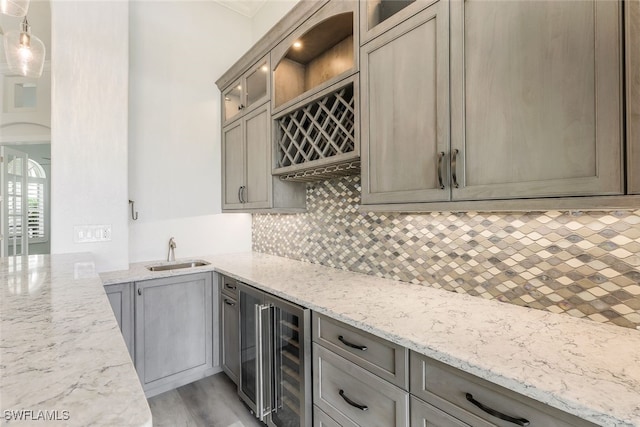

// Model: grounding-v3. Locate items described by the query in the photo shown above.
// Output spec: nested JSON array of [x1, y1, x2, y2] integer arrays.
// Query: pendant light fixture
[[0, 0, 29, 17], [3, 16, 45, 78]]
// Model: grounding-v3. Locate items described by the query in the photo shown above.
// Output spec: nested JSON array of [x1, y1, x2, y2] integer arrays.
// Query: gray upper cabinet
[[360, 0, 439, 44], [223, 56, 270, 126], [626, 0, 640, 194], [222, 119, 244, 210], [361, 0, 450, 205], [104, 282, 134, 360], [222, 102, 306, 212], [135, 273, 214, 397], [450, 0, 623, 201]]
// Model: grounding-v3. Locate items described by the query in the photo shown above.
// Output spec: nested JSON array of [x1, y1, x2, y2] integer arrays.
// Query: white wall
[[251, 0, 299, 43], [128, 1, 253, 263], [50, 1, 129, 272]]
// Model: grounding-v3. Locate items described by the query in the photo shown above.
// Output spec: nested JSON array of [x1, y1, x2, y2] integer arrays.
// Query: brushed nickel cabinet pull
[[466, 393, 530, 426], [437, 151, 445, 189], [238, 186, 244, 203], [137, 288, 142, 296], [451, 149, 460, 188], [224, 299, 236, 306], [339, 389, 368, 411]]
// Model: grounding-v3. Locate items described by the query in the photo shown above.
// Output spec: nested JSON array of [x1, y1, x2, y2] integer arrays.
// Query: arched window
[[5, 156, 47, 246], [26, 159, 47, 242]]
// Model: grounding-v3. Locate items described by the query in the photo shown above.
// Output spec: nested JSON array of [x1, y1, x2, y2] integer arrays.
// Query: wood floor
[[148, 372, 264, 427]]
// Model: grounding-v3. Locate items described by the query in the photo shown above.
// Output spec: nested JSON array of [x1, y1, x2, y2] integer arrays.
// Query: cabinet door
[[450, 0, 623, 200], [135, 273, 213, 394], [244, 104, 271, 208], [627, 0, 640, 194], [360, 0, 438, 44], [361, 1, 450, 205], [104, 283, 134, 360], [410, 396, 470, 427], [221, 294, 239, 384], [245, 57, 270, 112], [223, 79, 243, 124], [222, 120, 245, 209]]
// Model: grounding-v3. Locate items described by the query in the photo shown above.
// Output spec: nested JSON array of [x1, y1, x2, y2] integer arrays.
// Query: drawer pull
[[224, 299, 236, 306], [339, 389, 368, 411], [465, 393, 530, 426], [225, 283, 236, 290], [338, 335, 367, 351]]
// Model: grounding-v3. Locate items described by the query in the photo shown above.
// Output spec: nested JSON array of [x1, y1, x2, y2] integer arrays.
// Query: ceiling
[[213, 0, 268, 18]]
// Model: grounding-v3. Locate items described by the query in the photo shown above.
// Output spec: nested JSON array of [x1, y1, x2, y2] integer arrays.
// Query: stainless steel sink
[[146, 260, 210, 272]]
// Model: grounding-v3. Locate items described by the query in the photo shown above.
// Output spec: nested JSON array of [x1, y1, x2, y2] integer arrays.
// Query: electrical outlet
[[74, 225, 112, 243]]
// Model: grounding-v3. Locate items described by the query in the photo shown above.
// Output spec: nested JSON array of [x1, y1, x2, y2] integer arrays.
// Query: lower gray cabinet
[[104, 282, 134, 360], [410, 352, 598, 427], [313, 405, 342, 427], [410, 396, 470, 427], [220, 281, 239, 384], [135, 272, 214, 397], [313, 343, 410, 427]]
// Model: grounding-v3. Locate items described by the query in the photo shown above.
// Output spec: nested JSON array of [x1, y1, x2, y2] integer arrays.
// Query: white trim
[[212, 0, 267, 18]]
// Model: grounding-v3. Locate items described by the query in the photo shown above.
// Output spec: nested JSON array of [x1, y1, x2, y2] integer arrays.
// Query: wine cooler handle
[[256, 304, 273, 422]]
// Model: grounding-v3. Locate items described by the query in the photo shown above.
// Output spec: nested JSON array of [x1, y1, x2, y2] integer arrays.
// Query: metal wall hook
[[129, 199, 139, 220]]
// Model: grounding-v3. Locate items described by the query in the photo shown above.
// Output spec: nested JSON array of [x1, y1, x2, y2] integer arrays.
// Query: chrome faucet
[[167, 237, 176, 262]]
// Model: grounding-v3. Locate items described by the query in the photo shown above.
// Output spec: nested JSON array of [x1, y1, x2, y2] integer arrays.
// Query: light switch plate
[[74, 225, 112, 243]]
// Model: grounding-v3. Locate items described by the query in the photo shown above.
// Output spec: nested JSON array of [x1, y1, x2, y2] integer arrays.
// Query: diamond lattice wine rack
[[273, 78, 359, 182]]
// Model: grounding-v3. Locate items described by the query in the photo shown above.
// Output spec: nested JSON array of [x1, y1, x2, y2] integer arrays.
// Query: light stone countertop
[[1, 254, 152, 427], [102, 251, 640, 427]]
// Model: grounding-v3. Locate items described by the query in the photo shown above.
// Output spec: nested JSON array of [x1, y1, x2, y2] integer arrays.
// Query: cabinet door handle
[[437, 151, 445, 189], [241, 186, 247, 203], [224, 299, 236, 306], [466, 393, 530, 426], [338, 335, 367, 351], [451, 149, 460, 188], [137, 288, 142, 296], [339, 389, 368, 411], [238, 186, 247, 203], [238, 104, 245, 111]]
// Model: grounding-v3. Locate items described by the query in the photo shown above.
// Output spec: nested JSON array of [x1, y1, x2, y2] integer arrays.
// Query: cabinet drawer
[[314, 343, 409, 427], [312, 312, 408, 389], [314, 405, 342, 427], [221, 275, 238, 298], [410, 396, 470, 427], [410, 352, 597, 427]]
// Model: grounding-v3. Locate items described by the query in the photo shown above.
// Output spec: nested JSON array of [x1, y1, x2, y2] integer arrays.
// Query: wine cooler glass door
[[269, 298, 311, 427]]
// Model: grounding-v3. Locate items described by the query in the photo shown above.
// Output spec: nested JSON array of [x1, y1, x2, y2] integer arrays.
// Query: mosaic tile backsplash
[[253, 176, 640, 329]]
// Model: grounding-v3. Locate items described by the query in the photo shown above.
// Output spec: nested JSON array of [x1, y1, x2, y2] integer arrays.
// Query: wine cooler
[[237, 282, 312, 427]]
